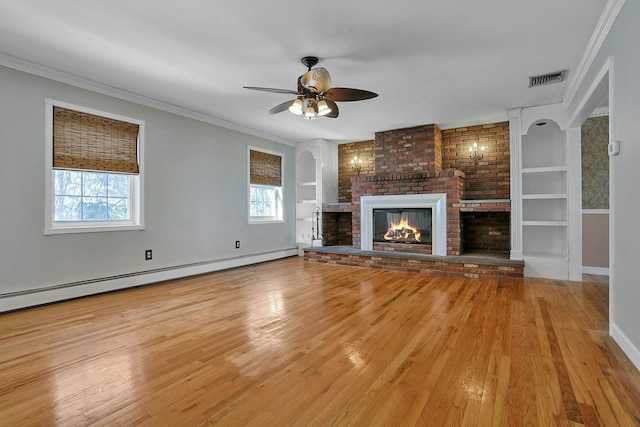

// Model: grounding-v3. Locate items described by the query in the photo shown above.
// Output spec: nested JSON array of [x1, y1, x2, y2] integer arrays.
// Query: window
[[53, 170, 130, 221], [45, 100, 144, 234], [249, 148, 283, 223]]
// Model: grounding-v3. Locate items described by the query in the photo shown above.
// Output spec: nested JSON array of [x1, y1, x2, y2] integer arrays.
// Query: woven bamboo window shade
[[53, 106, 140, 174], [250, 150, 282, 187]]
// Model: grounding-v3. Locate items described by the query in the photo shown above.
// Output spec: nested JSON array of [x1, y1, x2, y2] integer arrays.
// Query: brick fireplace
[[352, 170, 463, 255], [350, 123, 466, 255], [309, 121, 522, 279]]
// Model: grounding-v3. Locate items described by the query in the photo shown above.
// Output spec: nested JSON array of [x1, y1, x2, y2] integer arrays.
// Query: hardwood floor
[[1, 258, 639, 426]]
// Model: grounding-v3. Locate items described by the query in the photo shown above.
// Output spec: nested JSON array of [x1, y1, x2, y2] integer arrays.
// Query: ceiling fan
[[243, 56, 378, 120]]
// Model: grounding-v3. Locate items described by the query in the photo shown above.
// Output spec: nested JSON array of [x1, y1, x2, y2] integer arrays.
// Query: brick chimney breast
[[374, 124, 442, 173]]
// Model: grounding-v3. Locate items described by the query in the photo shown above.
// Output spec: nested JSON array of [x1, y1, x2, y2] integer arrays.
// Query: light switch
[[608, 140, 620, 156]]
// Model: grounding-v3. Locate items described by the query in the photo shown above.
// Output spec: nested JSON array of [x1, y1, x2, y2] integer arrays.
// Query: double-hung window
[[249, 148, 283, 223], [45, 100, 144, 234]]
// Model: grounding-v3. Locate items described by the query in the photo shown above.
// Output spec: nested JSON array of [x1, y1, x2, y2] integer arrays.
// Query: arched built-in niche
[[521, 119, 569, 279]]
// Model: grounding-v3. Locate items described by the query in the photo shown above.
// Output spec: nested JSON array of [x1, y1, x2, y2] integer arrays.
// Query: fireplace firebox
[[373, 208, 432, 245]]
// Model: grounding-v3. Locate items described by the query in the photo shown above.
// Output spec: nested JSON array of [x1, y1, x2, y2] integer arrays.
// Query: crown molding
[[589, 106, 609, 118], [563, 0, 626, 107], [0, 52, 297, 147]]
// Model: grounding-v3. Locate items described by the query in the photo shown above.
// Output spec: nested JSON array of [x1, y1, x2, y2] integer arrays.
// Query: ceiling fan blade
[[324, 100, 339, 118], [269, 100, 295, 114], [324, 87, 378, 102], [243, 86, 299, 95], [300, 67, 331, 93]]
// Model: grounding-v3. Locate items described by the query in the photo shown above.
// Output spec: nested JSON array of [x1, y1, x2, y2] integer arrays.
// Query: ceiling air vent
[[529, 70, 566, 87]]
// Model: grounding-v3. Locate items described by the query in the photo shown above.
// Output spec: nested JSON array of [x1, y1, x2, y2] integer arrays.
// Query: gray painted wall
[[0, 65, 296, 297], [569, 0, 640, 365]]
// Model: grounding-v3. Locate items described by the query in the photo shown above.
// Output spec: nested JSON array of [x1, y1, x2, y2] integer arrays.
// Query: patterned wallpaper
[[581, 116, 609, 209]]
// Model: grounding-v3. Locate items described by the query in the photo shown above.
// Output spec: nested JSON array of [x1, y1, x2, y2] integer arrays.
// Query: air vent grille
[[529, 70, 566, 87]]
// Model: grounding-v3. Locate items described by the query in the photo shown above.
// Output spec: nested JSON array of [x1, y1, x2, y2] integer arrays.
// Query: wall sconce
[[351, 156, 363, 175], [469, 141, 485, 168]]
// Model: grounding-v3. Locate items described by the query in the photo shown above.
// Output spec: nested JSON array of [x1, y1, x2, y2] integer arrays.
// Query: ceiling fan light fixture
[[304, 99, 317, 120], [244, 55, 378, 120], [304, 104, 317, 120], [288, 98, 303, 115], [317, 99, 331, 116]]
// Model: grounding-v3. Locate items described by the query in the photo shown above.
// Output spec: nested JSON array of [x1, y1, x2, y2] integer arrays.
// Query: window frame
[[248, 146, 284, 224], [44, 99, 145, 235]]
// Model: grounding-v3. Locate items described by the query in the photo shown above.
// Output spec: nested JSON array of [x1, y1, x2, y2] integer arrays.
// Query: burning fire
[[383, 218, 421, 242]]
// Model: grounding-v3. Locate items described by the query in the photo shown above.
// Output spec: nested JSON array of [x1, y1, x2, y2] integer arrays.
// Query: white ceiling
[[0, 0, 609, 144]]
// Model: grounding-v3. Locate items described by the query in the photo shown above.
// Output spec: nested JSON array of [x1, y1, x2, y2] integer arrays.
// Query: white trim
[[360, 194, 447, 256], [610, 323, 640, 371], [508, 108, 523, 260], [582, 266, 609, 275], [608, 60, 616, 342], [0, 249, 298, 313], [564, 0, 626, 108], [248, 146, 285, 224], [582, 209, 610, 214], [567, 127, 583, 281], [568, 58, 612, 128], [0, 52, 296, 147], [589, 107, 609, 118], [44, 98, 145, 235], [569, 55, 615, 340]]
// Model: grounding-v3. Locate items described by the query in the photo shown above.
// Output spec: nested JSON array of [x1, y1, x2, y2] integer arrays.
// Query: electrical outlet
[[235, 241, 240, 249], [145, 249, 153, 260]]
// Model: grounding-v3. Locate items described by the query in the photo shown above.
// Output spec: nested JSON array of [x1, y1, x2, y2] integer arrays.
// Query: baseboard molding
[[610, 323, 640, 371], [0, 248, 298, 313], [582, 266, 610, 276]]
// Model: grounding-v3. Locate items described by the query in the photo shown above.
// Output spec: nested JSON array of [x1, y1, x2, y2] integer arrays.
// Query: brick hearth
[[304, 246, 524, 280]]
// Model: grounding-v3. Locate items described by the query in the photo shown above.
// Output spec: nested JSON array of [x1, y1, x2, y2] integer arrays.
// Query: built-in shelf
[[519, 118, 569, 279], [296, 140, 338, 245], [522, 220, 568, 226], [522, 252, 569, 260], [522, 194, 567, 200], [522, 166, 567, 174]]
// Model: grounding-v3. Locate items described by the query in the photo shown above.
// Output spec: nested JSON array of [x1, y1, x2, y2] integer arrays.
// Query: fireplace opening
[[373, 208, 432, 245]]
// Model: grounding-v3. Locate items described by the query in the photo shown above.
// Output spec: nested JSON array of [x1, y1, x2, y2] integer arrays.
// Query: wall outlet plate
[[235, 241, 240, 249], [145, 249, 153, 260]]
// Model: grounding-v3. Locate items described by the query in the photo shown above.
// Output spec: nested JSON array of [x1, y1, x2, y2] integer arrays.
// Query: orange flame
[[383, 218, 421, 242]]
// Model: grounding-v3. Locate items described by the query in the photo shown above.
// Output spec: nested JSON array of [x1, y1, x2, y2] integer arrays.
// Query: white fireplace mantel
[[360, 193, 447, 255]]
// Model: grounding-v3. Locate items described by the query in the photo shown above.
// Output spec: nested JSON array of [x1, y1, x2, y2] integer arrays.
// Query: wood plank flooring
[[1, 258, 639, 426]]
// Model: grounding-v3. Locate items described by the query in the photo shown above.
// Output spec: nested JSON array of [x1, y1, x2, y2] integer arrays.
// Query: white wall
[[568, 0, 640, 369], [0, 65, 297, 310]]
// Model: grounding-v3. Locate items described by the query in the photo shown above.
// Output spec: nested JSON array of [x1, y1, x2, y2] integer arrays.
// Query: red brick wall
[[441, 122, 510, 200], [332, 121, 511, 255], [304, 249, 524, 279], [339, 122, 509, 202], [350, 170, 464, 255], [373, 242, 433, 255], [338, 141, 374, 203], [374, 124, 442, 173]]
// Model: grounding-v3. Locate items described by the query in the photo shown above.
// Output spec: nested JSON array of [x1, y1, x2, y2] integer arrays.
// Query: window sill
[[45, 224, 145, 235], [248, 219, 284, 225]]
